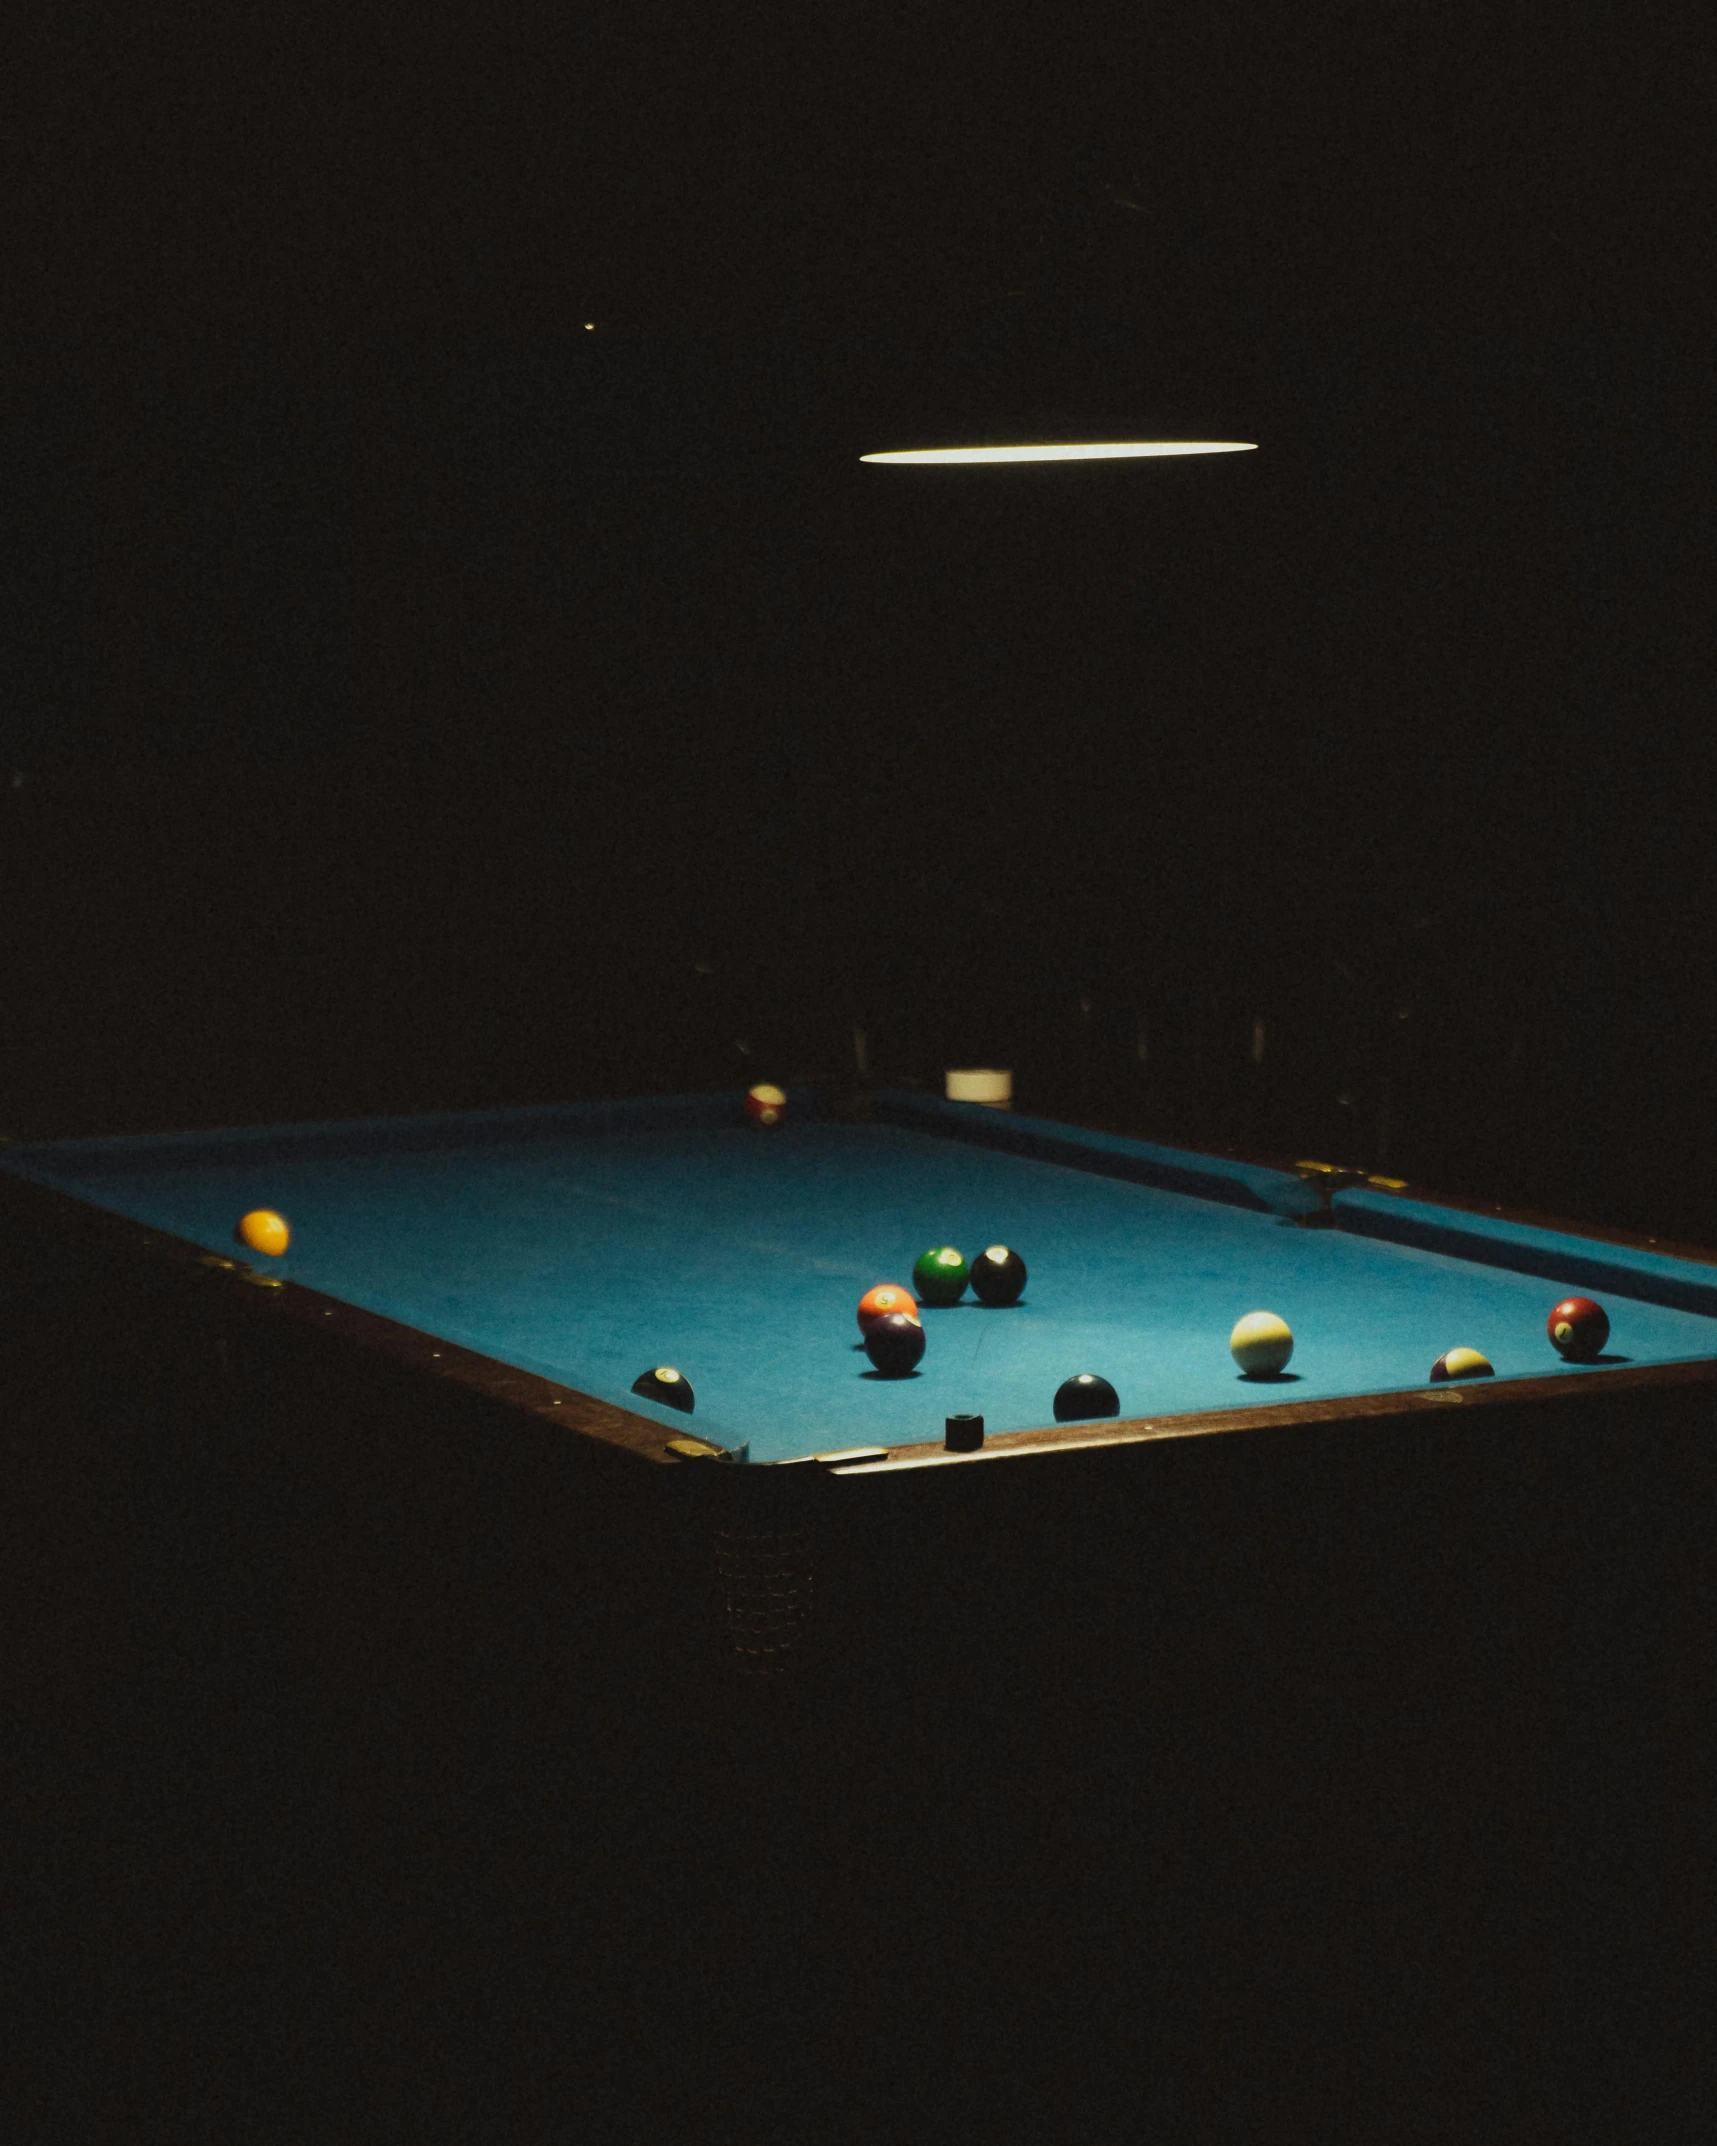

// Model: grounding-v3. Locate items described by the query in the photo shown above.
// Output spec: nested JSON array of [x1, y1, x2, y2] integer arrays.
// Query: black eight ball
[[631, 1365, 695, 1413], [970, 1244, 1027, 1306], [1053, 1372, 1119, 1421]]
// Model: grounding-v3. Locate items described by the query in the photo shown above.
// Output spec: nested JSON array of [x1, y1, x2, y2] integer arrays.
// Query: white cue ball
[[1230, 1310, 1294, 1376]]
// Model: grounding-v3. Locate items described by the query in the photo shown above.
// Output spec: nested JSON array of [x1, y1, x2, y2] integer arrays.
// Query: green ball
[[912, 1245, 970, 1306]]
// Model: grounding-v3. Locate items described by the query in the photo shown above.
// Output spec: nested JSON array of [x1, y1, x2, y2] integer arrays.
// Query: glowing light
[[860, 441, 1257, 465]]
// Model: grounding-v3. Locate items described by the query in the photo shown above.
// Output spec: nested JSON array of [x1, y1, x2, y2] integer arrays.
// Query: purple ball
[[863, 1311, 926, 1377]]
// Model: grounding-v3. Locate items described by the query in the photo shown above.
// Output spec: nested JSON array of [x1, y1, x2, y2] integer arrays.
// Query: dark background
[[5, 2, 1714, 1235], [7, 13, 1717, 2140]]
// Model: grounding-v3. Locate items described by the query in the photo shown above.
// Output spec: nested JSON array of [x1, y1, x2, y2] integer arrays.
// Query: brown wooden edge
[[0, 1164, 702, 1471], [835, 1354, 1717, 1476]]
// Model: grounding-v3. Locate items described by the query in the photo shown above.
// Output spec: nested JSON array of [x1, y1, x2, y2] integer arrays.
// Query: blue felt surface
[[9, 1101, 1717, 1465], [875, 1091, 1326, 1217]]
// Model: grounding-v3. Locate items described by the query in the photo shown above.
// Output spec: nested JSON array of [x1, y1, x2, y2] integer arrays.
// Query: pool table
[[4, 1085, 1717, 1688], [10, 1089, 1714, 2133]]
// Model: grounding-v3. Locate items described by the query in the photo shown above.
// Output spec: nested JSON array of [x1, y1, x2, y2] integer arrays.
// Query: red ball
[[745, 1083, 787, 1127], [1548, 1296, 1609, 1362]]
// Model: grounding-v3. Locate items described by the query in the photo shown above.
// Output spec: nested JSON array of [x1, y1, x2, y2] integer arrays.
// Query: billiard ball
[[1548, 1296, 1609, 1362], [1229, 1310, 1294, 1377], [970, 1244, 1027, 1306], [913, 1245, 970, 1306], [1429, 1347, 1493, 1382], [745, 1082, 787, 1127], [1054, 1373, 1119, 1421], [864, 1311, 926, 1376], [857, 1283, 917, 1334], [631, 1365, 695, 1413], [235, 1209, 290, 1258]]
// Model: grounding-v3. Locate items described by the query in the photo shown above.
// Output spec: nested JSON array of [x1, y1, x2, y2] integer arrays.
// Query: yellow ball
[[1230, 1310, 1294, 1376], [236, 1209, 291, 1259]]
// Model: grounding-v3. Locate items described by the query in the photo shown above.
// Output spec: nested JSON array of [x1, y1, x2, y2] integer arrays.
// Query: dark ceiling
[[4, 4, 1713, 1216]]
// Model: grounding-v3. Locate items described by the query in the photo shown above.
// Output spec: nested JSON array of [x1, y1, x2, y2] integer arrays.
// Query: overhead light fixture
[[860, 441, 1257, 465]]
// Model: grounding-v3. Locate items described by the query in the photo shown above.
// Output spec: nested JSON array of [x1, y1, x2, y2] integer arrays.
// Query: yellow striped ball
[[1229, 1310, 1294, 1376], [1429, 1346, 1493, 1382]]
